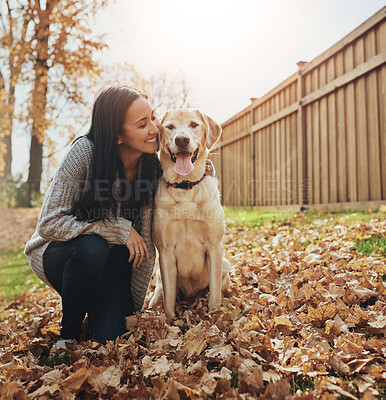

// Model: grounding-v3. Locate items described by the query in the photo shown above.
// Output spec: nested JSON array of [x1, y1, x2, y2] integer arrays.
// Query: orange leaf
[[308, 303, 336, 327]]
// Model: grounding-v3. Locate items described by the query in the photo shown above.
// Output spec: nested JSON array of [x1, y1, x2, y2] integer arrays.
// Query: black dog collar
[[165, 175, 205, 190]]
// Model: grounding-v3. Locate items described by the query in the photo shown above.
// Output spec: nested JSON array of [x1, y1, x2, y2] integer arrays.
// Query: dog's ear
[[160, 110, 169, 125], [158, 111, 170, 147], [197, 110, 222, 149]]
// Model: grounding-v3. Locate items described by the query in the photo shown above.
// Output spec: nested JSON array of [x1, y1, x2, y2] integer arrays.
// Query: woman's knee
[[70, 234, 110, 272]]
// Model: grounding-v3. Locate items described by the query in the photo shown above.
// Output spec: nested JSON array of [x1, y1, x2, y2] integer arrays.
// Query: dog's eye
[[189, 121, 199, 128], [166, 124, 175, 130]]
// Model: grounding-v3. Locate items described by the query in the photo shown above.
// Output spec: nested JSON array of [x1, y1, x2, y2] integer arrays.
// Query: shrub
[[0, 174, 44, 208]]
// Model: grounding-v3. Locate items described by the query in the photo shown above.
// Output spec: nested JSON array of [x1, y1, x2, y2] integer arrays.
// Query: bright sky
[[13, 0, 385, 179], [95, 0, 385, 123]]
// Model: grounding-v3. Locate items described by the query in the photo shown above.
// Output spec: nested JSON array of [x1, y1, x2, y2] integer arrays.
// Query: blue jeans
[[43, 234, 135, 344]]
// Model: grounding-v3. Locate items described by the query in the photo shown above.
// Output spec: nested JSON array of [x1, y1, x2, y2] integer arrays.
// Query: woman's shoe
[[52, 338, 75, 350]]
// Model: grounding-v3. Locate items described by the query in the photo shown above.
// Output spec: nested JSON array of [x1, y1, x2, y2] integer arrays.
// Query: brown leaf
[[327, 354, 350, 374], [239, 365, 264, 394], [60, 368, 89, 393], [324, 320, 340, 337], [308, 303, 337, 327], [87, 364, 121, 395]]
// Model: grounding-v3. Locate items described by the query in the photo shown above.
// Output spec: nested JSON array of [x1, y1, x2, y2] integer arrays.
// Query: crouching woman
[[24, 86, 163, 345]]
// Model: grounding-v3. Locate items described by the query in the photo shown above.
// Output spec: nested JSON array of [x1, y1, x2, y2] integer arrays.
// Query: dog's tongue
[[173, 152, 193, 176]]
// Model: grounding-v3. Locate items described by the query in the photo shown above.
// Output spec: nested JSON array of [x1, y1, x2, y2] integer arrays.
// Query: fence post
[[220, 135, 224, 202], [297, 61, 308, 205], [250, 108, 255, 206]]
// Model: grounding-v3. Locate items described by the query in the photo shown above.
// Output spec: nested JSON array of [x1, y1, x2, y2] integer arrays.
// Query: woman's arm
[[37, 137, 132, 246]]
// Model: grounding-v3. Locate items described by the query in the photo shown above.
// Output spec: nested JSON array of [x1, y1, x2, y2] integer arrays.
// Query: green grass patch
[[0, 247, 45, 300], [290, 375, 315, 394], [301, 210, 386, 225], [38, 348, 71, 367], [230, 370, 238, 388], [377, 384, 386, 400], [355, 236, 386, 257], [223, 206, 386, 228], [223, 206, 295, 227]]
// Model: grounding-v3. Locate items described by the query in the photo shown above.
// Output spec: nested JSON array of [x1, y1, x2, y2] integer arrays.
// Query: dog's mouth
[[168, 148, 199, 176]]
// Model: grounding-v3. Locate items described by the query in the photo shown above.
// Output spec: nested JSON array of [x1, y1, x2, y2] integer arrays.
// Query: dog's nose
[[175, 135, 190, 147]]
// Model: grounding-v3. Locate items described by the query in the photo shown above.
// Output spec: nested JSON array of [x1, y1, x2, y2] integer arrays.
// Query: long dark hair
[[72, 85, 161, 222]]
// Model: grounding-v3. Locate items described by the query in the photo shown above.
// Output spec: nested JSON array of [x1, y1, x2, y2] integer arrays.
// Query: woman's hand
[[204, 159, 216, 177], [125, 227, 150, 268]]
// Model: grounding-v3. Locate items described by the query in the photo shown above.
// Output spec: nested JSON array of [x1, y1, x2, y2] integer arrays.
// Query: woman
[[24, 86, 214, 346]]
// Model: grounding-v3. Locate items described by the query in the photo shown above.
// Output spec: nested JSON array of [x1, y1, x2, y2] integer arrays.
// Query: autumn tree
[[144, 68, 192, 116], [101, 62, 193, 118], [26, 0, 108, 199], [0, 1, 33, 181]]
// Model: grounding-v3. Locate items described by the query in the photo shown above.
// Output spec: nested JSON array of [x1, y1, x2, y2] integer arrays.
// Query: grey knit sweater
[[24, 137, 156, 311]]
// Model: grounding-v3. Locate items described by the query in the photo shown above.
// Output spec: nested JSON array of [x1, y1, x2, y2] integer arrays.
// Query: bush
[[0, 174, 44, 208]]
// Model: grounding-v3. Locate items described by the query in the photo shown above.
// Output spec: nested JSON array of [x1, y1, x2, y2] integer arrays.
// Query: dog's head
[[159, 108, 221, 179]]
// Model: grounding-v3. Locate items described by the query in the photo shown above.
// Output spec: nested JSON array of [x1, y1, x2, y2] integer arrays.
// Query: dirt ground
[[0, 207, 40, 250]]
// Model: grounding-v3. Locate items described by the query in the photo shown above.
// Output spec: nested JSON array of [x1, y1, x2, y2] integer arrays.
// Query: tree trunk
[[26, 62, 49, 202], [1, 133, 12, 180], [27, 135, 43, 193], [26, 2, 55, 202], [0, 73, 14, 182]]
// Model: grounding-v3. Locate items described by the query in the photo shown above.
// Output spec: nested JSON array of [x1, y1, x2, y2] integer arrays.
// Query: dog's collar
[[165, 175, 205, 190]]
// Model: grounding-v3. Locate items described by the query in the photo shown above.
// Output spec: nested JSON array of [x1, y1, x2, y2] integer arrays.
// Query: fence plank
[[280, 119, 285, 204], [255, 131, 261, 204], [365, 30, 382, 200], [264, 127, 269, 205], [328, 93, 338, 203], [355, 38, 370, 201], [319, 63, 329, 203], [336, 51, 347, 202], [290, 113, 298, 203], [285, 117, 291, 204], [345, 45, 358, 202], [270, 124, 275, 205], [336, 87, 347, 202], [327, 57, 338, 203], [276, 121, 281, 205], [297, 67, 307, 204]]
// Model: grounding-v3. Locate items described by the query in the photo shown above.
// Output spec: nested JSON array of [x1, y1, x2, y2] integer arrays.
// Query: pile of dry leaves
[[0, 212, 385, 399]]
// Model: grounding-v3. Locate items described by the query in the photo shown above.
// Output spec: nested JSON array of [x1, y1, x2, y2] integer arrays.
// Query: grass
[[223, 206, 295, 227], [0, 246, 45, 300], [223, 206, 386, 228], [355, 236, 386, 257], [290, 375, 315, 394], [302, 210, 386, 225], [38, 348, 71, 367]]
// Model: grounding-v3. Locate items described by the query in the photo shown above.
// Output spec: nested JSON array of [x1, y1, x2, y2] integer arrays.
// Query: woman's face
[[118, 96, 160, 154]]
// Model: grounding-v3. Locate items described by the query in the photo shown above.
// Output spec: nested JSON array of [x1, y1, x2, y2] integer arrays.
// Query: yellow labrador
[[150, 108, 230, 318]]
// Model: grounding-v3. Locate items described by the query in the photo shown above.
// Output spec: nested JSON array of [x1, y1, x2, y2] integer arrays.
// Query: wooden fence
[[211, 7, 386, 208]]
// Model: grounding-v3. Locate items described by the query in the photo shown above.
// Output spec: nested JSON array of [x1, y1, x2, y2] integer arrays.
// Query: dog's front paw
[[208, 299, 221, 312], [165, 309, 176, 319]]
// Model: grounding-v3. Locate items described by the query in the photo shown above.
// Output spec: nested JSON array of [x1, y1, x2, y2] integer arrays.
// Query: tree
[[145, 68, 192, 116], [101, 62, 193, 117], [26, 0, 108, 199], [0, 0, 33, 181]]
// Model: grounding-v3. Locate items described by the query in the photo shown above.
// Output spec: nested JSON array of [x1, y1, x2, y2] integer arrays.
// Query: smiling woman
[[24, 86, 163, 346]]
